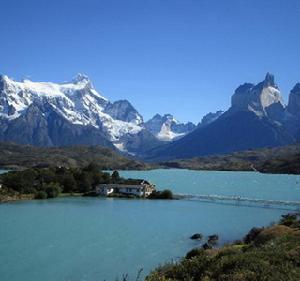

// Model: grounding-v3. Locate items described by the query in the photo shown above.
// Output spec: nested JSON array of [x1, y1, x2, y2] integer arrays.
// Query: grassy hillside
[[146, 213, 300, 281], [0, 142, 149, 170], [160, 142, 300, 174]]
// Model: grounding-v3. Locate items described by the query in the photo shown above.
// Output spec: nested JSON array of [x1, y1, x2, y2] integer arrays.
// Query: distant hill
[[160, 142, 300, 174], [0, 142, 148, 170]]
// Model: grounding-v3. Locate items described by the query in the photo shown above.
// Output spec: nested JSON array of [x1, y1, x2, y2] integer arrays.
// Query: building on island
[[96, 180, 155, 198]]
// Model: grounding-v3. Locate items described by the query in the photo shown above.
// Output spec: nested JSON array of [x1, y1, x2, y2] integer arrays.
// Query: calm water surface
[[0, 169, 299, 281]]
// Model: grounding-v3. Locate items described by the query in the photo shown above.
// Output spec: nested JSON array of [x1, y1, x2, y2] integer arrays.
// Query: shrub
[[45, 182, 62, 198], [243, 227, 263, 244], [280, 213, 298, 226], [185, 248, 204, 259], [207, 234, 219, 245], [160, 189, 173, 199], [148, 189, 173, 199], [34, 191, 48, 199]]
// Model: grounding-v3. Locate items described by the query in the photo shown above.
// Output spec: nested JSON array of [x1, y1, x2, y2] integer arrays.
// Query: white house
[[96, 181, 155, 198], [98, 185, 114, 196]]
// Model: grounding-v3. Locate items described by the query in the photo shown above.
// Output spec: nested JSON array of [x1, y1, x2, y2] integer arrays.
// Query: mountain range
[[145, 73, 300, 160], [0, 72, 299, 161], [0, 74, 196, 155]]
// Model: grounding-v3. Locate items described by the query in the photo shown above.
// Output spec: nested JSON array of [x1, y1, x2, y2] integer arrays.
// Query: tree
[[45, 182, 62, 198], [76, 172, 92, 193], [34, 191, 48, 199], [111, 171, 120, 183], [2, 169, 36, 193], [61, 174, 77, 193]]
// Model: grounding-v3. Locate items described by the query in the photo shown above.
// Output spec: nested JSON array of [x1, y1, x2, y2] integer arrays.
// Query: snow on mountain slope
[[156, 123, 186, 141], [0, 74, 143, 146], [145, 114, 196, 141], [231, 73, 285, 119]]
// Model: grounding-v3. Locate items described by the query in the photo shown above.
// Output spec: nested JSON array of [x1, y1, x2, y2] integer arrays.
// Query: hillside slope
[[0, 142, 148, 170], [160, 142, 300, 174]]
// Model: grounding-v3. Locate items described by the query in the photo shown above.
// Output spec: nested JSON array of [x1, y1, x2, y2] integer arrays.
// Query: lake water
[[0, 169, 300, 281]]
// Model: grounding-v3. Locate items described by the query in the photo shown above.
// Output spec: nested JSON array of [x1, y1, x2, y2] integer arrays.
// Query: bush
[[280, 213, 298, 226], [34, 191, 48, 199], [45, 182, 61, 198], [160, 189, 173, 199], [185, 248, 204, 259], [243, 227, 263, 244], [207, 234, 219, 245], [148, 189, 173, 199]]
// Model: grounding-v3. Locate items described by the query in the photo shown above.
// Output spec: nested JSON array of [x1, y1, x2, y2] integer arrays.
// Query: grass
[[146, 213, 300, 281]]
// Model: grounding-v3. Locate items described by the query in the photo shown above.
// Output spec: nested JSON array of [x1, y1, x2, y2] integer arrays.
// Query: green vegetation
[[160, 142, 300, 174], [0, 163, 107, 200], [148, 189, 173, 199], [146, 213, 300, 281], [259, 153, 300, 174], [0, 166, 155, 202], [0, 142, 150, 170]]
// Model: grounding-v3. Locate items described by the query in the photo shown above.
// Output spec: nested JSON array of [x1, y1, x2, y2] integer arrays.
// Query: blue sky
[[0, 0, 300, 123]]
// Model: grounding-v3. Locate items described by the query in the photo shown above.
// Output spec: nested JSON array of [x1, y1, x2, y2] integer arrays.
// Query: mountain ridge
[[144, 73, 300, 161], [1, 73, 300, 161]]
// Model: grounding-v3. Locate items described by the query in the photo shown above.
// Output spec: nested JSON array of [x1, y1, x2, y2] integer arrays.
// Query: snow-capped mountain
[[0, 74, 156, 153], [145, 73, 300, 161], [2, 72, 299, 160], [145, 114, 196, 141]]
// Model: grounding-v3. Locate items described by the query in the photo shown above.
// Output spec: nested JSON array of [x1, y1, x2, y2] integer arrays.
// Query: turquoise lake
[[1, 169, 300, 281]]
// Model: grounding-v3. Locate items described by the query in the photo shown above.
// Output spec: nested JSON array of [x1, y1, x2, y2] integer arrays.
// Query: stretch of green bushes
[[0, 165, 138, 199], [146, 213, 300, 281]]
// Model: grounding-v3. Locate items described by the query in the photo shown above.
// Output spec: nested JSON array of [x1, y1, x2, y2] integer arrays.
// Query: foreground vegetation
[[0, 142, 149, 170], [146, 213, 300, 281], [161, 142, 300, 174]]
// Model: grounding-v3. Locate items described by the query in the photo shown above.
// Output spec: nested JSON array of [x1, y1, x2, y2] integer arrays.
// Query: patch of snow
[[156, 123, 185, 141]]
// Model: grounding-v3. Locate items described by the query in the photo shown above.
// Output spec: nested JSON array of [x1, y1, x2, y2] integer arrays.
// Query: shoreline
[[2, 164, 300, 176], [147, 213, 300, 280]]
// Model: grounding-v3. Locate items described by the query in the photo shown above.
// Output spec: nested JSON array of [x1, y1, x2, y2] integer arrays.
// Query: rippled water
[[0, 169, 299, 281]]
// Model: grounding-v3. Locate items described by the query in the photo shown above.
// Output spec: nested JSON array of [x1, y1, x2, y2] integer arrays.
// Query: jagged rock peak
[[145, 113, 196, 141], [231, 73, 284, 118], [104, 99, 143, 125], [153, 113, 162, 118], [291, 83, 300, 94], [263, 72, 277, 88], [72, 73, 90, 84], [200, 110, 224, 126], [287, 83, 300, 116], [0, 75, 7, 88]]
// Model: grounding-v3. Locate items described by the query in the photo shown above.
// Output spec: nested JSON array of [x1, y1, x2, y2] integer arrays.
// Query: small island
[[0, 164, 173, 202]]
